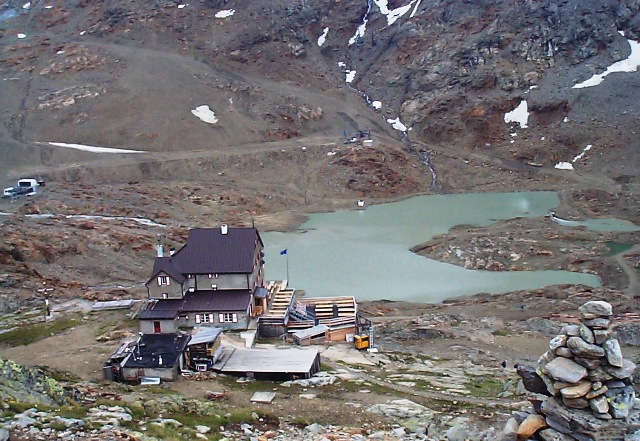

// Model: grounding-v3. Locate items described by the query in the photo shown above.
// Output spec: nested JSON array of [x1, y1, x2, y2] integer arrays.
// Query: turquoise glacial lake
[[263, 192, 606, 303]]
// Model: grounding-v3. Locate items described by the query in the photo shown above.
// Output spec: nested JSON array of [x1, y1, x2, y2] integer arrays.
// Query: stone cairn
[[514, 300, 640, 441]]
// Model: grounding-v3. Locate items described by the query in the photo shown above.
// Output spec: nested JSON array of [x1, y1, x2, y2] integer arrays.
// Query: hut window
[[158, 276, 170, 286], [195, 313, 214, 324], [219, 313, 238, 323], [208, 273, 218, 279]]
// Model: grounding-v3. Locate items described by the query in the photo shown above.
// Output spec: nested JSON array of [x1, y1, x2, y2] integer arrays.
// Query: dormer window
[[208, 273, 218, 279], [158, 276, 170, 286]]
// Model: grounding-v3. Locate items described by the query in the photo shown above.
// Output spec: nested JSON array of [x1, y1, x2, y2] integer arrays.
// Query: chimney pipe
[[221, 224, 228, 235], [157, 236, 164, 257]]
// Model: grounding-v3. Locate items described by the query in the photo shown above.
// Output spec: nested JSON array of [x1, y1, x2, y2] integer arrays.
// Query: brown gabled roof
[[146, 227, 263, 283], [174, 227, 262, 274], [140, 291, 253, 319], [148, 257, 186, 284], [139, 299, 182, 320], [181, 290, 252, 312]]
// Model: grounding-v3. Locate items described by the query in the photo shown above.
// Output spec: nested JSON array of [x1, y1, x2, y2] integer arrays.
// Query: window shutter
[[209, 314, 214, 323], [157, 277, 162, 286], [232, 313, 237, 323], [166, 278, 170, 285], [218, 313, 224, 323], [195, 315, 201, 324]]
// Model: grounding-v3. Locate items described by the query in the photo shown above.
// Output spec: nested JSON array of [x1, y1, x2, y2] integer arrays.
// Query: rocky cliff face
[[1, 0, 639, 170]]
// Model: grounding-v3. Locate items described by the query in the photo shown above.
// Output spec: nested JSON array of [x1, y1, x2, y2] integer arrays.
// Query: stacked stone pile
[[537, 301, 636, 420], [511, 300, 640, 440]]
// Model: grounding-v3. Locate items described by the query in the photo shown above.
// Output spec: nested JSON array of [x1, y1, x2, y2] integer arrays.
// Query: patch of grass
[[492, 329, 509, 336], [288, 416, 309, 427], [327, 378, 394, 396], [319, 362, 333, 372], [215, 375, 278, 393], [174, 411, 221, 427], [465, 378, 504, 398], [426, 397, 482, 412], [224, 408, 256, 425], [53, 405, 89, 419], [0, 315, 82, 347], [5, 401, 64, 416], [144, 423, 184, 441], [48, 421, 69, 431]]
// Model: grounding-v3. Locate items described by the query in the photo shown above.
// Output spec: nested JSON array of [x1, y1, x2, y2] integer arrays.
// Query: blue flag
[[280, 249, 288, 255]]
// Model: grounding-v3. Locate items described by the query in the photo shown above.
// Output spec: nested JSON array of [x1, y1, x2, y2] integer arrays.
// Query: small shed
[[184, 327, 223, 371], [121, 333, 191, 382], [216, 347, 320, 381]]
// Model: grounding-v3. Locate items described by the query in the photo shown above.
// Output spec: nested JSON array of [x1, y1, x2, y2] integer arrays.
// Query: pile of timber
[[287, 296, 357, 332]]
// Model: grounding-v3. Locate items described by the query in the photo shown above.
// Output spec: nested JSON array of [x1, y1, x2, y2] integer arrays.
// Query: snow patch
[[22, 2, 31, 9], [318, 27, 329, 47], [573, 36, 640, 88], [572, 144, 592, 162], [374, 0, 419, 26], [563, 116, 569, 123], [349, 20, 368, 46], [191, 105, 218, 124], [387, 117, 407, 132], [504, 100, 529, 128], [17, 33, 26, 39], [46, 142, 146, 154], [345, 70, 356, 83], [372, 101, 382, 109], [337, 61, 346, 68], [410, 0, 422, 18], [555, 162, 574, 171], [178, 4, 186, 9], [215, 9, 235, 18]]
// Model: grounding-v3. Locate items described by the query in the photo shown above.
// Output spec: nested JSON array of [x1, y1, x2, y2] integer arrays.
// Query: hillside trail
[[613, 244, 640, 296], [412, 140, 622, 195]]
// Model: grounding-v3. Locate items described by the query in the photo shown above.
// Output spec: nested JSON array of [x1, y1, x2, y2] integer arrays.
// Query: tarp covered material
[[188, 327, 223, 346], [217, 347, 320, 377], [292, 324, 329, 340]]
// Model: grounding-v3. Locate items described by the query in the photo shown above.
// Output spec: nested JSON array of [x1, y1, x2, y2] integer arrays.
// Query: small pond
[[263, 192, 609, 303]]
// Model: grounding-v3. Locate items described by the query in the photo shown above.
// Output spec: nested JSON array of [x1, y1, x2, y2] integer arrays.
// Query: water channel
[[262, 191, 623, 303]]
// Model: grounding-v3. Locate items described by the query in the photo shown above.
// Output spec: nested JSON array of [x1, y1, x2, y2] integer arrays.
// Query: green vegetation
[[289, 416, 309, 427], [53, 405, 89, 419], [0, 315, 81, 347], [465, 378, 504, 398], [6, 400, 37, 414], [491, 329, 509, 336], [144, 424, 184, 441]]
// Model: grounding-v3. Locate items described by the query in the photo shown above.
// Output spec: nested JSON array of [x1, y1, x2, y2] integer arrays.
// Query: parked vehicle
[[3, 178, 44, 198]]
